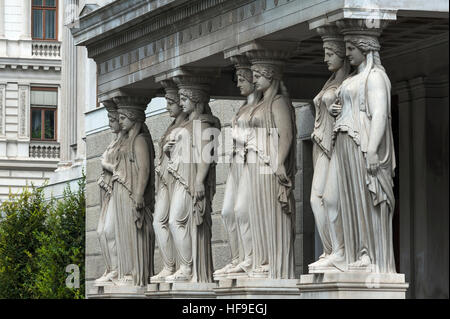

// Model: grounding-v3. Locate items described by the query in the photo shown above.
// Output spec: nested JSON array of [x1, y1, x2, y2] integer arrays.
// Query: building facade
[[71, 0, 449, 298], [0, 0, 64, 201]]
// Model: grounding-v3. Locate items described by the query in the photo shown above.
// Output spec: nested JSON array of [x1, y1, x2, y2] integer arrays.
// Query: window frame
[[30, 87, 58, 142], [31, 0, 59, 41]]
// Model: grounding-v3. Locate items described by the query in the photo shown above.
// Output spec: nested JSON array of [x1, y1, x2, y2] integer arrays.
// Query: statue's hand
[[163, 141, 175, 156], [329, 102, 342, 117], [366, 151, 380, 176], [134, 194, 145, 210], [275, 165, 288, 184], [195, 182, 205, 201]]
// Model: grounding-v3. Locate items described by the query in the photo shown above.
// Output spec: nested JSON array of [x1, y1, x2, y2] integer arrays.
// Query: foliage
[[0, 175, 85, 299]]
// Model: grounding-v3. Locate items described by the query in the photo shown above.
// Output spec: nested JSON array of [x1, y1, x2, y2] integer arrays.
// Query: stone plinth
[[146, 282, 217, 299], [214, 278, 301, 299], [298, 272, 408, 299], [88, 285, 147, 299]]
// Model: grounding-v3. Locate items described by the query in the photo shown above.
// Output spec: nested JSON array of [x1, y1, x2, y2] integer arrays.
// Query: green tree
[[31, 176, 86, 299], [0, 175, 86, 299], [0, 186, 49, 298]]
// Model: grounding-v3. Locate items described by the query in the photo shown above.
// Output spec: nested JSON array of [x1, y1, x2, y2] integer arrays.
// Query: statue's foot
[[95, 270, 118, 283], [213, 261, 238, 276], [150, 267, 175, 283], [165, 266, 192, 282], [227, 259, 252, 274], [249, 264, 269, 277], [310, 251, 346, 272], [308, 254, 330, 268], [349, 254, 371, 268], [115, 275, 133, 286]]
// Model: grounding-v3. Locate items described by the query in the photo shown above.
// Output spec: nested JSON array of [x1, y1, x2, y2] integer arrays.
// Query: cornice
[[0, 58, 61, 72], [74, 0, 250, 60]]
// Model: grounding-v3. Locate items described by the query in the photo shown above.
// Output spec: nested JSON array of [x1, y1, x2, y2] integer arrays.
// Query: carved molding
[[89, 0, 250, 60], [18, 85, 29, 139], [0, 84, 4, 137]]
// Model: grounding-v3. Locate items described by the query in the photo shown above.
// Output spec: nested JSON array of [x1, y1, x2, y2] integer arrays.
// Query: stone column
[[298, 17, 409, 299], [243, 44, 307, 278], [0, 83, 5, 157], [20, 0, 31, 40], [0, 0, 5, 39], [59, 0, 78, 166]]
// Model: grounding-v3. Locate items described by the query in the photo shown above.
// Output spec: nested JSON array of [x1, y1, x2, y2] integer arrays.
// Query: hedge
[[0, 175, 85, 299]]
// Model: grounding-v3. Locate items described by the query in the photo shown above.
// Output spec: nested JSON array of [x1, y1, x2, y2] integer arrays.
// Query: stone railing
[[29, 142, 60, 159], [31, 41, 61, 58]]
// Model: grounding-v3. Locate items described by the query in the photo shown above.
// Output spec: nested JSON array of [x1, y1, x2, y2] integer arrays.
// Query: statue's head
[[344, 35, 381, 67], [164, 88, 182, 118], [117, 105, 146, 133], [178, 86, 209, 115], [104, 102, 120, 134], [251, 63, 282, 93], [323, 39, 346, 72], [236, 67, 254, 97]]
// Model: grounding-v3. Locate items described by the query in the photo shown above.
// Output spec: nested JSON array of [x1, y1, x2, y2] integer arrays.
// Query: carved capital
[[316, 25, 343, 43], [112, 95, 151, 108], [100, 99, 118, 112], [336, 18, 389, 38], [160, 80, 179, 102], [229, 55, 251, 70]]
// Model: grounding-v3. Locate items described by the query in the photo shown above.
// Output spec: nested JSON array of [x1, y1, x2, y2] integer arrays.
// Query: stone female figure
[[247, 61, 297, 279], [112, 103, 156, 286], [151, 89, 187, 282], [95, 103, 122, 284], [309, 36, 350, 270], [323, 32, 396, 273], [164, 87, 221, 282], [214, 65, 261, 277]]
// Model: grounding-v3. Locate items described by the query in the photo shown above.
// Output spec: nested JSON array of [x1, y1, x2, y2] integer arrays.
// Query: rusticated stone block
[[86, 157, 102, 184], [86, 205, 101, 232], [212, 242, 232, 271], [86, 255, 106, 281], [86, 130, 114, 160], [86, 230, 101, 256], [86, 182, 100, 207], [211, 213, 228, 243]]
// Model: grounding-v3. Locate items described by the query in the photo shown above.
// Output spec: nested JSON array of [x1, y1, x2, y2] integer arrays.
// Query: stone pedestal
[[88, 284, 147, 299], [146, 282, 217, 299], [298, 272, 408, 299], [214, 278, 301, 299]]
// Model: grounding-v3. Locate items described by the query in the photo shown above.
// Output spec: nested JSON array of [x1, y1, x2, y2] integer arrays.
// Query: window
[[32, 0, 58, 40], [30, 87, 57, 141]]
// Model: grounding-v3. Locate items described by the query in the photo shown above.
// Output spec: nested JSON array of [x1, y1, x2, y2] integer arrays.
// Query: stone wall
[[85, 98, 316, 293]]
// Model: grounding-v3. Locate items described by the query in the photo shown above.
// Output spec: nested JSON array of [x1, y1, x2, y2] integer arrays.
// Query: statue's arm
[[101, 153, 115, 173], [366, 71, 388, 173], [134, 135, 151, 209], [195, 121, 211, 200], [272, 97, 293, 169]]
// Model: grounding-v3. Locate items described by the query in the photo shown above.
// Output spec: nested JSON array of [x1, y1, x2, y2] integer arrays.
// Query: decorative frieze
[[18, 85, 29, 139], [0, 84, 5, 137], [94, 0, 286, 76]]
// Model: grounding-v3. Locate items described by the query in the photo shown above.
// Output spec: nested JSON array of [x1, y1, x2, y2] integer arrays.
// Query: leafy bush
[[0, 186, 49, 298], [0, 175, 85, 299]]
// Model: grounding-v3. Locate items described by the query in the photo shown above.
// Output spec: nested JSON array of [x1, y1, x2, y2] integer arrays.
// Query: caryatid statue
[[322, 20, 397, 273], [213, 56, 261, 278], [163, 79, 221, 283], [245, 50, 297, 279], [308, 27, 350, 272], [111, 96, 156, 286], [95, 100, 121, 285], [151, 81, 187, 283]]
